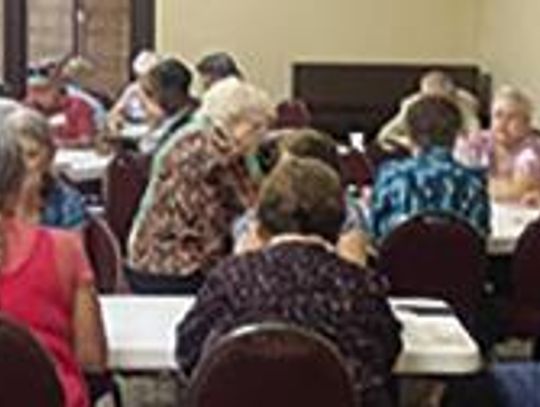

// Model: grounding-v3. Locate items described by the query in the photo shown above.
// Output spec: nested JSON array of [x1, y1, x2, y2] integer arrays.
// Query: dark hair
[[143, 58, 192, 115], [196, 52, 243, 81], [255, 128, 340, 178], [406, 96, 463, 148], [257, 157, 344, 243]]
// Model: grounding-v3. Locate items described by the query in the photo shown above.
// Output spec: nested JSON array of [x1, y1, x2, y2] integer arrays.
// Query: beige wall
[[157, 0, 479, 99], [479, 0, 540, 124]]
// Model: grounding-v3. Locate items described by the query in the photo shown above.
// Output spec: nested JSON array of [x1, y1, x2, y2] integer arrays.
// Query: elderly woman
[[176, 157, 402, 406], [234, 128, 371, 266], [455, 86, 540, 206], [108, 50, 163, 130], [5, 108, 87, 228], [0, 126, 107, 407], [127, 77, 274, 294]]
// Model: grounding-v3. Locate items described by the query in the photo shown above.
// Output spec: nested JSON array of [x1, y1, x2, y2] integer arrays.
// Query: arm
[[56, 232, 108, 372], [72, 282, 108, 372]]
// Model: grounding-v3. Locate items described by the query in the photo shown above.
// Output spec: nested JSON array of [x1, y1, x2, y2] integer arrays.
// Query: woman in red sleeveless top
[[0, 126, 107, 406]]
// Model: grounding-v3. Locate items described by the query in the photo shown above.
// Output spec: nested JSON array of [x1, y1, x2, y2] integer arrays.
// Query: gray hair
[[0, 124, 25, 212], [493, 85, 533, 120], [200, 77, 275, 138], [4, 108, 54, 156]]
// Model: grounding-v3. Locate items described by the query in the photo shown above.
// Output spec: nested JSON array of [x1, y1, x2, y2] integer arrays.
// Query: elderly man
[[376, 70, 480, 153]]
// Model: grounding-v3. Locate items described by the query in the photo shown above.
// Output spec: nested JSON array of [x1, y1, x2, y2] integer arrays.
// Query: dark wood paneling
[[293, 63, 490, 142], [4, 0, 27, 98], [130, 0, 155, 63]]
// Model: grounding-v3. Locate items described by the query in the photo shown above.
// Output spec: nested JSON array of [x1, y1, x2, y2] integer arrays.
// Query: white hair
[[493, 85, 533, 119], [200, 77, 275, 131]]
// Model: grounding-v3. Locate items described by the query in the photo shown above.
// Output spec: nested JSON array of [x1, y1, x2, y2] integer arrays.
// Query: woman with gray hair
[[5, 107, 86, 228], [0, 127, 107, 407], [127, 77, 275, 293]]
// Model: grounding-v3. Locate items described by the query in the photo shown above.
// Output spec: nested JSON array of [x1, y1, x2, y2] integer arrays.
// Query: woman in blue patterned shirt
[[5, 108, 86, 229], [370, 96, 490, 242]]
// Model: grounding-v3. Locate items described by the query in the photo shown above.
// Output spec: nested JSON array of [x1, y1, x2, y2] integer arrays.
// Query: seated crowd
[[0, 49, 539, 406]]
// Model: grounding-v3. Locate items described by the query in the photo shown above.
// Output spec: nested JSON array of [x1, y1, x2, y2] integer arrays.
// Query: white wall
[[157, 0, 479, 99], [479, 0, 540, 124]]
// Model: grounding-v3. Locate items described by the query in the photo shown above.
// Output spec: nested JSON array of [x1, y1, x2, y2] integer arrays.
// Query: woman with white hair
[[455, 86, 540, 205], [127, 77, 275, 293], [108, 50, 163, 130]]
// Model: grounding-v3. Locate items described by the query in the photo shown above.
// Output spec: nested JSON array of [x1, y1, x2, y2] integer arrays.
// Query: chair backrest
[[83, 215, 123, 293], [0, 314, 64, 407], [511, 217, 540, 308], [273, 99, 311, 129], [104, 150, 151, 253], [378, 213, 487, 319], [187, 322, 356, 407]]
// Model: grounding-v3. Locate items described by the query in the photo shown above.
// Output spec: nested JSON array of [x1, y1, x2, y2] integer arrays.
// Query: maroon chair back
[[508, 217, 540, 336], [187, 322, 356, 407], [378, 213, 486, 319], [273, 99, 312, 129], [83, 215, 123, 293], [338, 148, 374, 189], [0, 314, 64, 407], [104, 150, 151, 253]]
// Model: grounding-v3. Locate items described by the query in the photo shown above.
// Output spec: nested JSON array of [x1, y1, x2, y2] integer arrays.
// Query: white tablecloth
[[488, 202, 540, 255], [100, 295, 482, 375], [54, 149, 112, 183]]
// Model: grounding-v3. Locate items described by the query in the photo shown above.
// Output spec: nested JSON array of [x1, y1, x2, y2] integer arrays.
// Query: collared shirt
[[138, 104, 197, 154], [128, 125, 256, 277], [175, 241, 402, 407], [42, 178, 87, 229], [369, 146, 490, 242]]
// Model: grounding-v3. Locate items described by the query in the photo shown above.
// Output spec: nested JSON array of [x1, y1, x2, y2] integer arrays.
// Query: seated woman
[[127, 77, 274, 294], [235, 128, 371, 266], [25, 62, 96, 147], [108, 50, 163, 131], [455, 86, 540, 206], [5, 108, 87, 228], [370, 96, 490, 242], [0, 127, 107, 407], [176, 157, 402, 406]]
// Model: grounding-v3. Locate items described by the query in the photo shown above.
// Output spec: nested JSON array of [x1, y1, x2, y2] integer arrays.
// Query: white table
[[54, 148, 113, 183], [488, 202, 540, 255], [100, 295, 482, 375], [389, 298, 482, 375]]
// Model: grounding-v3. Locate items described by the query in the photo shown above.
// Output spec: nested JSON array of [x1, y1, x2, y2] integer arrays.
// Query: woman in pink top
[[0, 128, 107, 406], [455, 86, 540, 206]]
